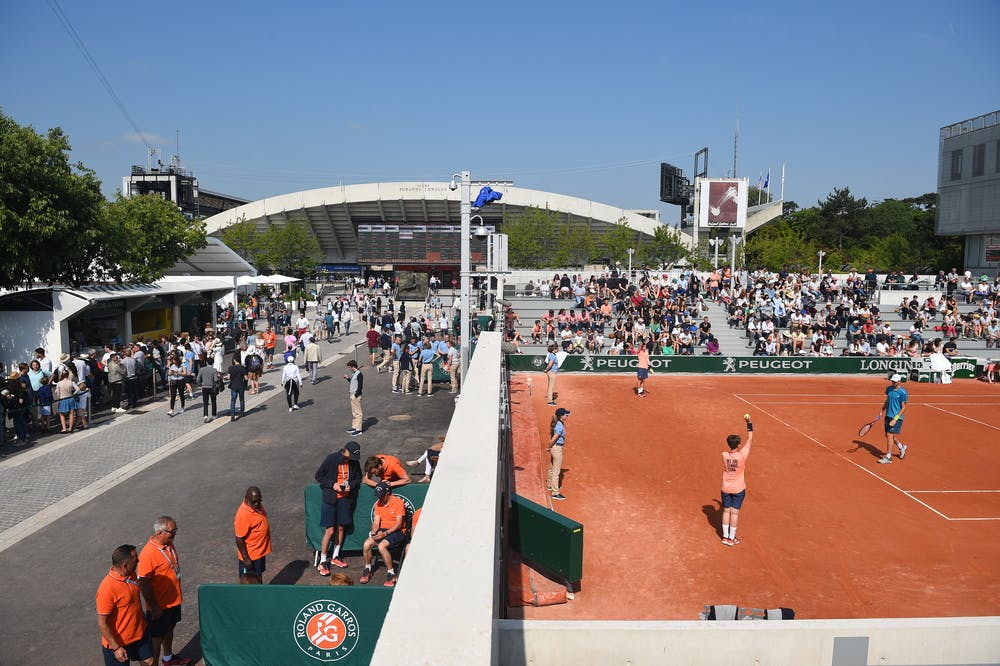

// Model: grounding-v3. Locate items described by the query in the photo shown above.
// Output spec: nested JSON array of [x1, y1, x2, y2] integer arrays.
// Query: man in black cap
[[314, 441, 362, 575], [359, 482, 407, 587]]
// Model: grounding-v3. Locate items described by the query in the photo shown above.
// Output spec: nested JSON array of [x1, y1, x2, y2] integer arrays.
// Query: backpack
[[247, 354, 263, 372]]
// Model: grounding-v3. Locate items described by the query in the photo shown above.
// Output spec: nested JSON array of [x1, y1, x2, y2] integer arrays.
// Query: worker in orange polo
[[234, 486, 272, 581], [137, 516, 190, 666], [362, 453, 411, 488], [96, 544, 154, 665]]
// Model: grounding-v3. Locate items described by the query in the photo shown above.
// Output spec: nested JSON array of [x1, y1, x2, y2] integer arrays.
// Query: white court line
[[908, 489, 1000, 493], [745, 401, 1000, 406], [732, 397, 951, 520], [736, 393, 996, 397], [924, 403, 1000, 431]]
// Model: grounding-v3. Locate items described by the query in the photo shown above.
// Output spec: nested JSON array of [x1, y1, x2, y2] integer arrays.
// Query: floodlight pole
[[818, 250, 826, 275], [708, 237, 722, 269]]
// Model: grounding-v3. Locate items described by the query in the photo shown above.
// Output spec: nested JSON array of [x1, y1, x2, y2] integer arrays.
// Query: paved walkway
[[0, 325, 457, 664]]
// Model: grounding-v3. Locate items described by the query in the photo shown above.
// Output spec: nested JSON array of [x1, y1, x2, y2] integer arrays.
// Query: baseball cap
[[374, 481, 391, 499], [889, 373, 903, 382], [555, 408, 571, 417], [344, 441, 361, 457]]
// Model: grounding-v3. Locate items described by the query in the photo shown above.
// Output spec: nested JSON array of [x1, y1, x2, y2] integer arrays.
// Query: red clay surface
[[508, 373, 1000, 620]]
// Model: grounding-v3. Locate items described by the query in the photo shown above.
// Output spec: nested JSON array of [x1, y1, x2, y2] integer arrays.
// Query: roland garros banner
[[507, 355, 979, 378], [199, 584, 392, 665]]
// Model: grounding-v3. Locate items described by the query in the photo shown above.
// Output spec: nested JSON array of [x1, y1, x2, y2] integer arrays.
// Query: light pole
[[818, 250, 826, 276], [708, 237, 722, 269], [450, 171, 471, 394], [627, 248, 635, 283]]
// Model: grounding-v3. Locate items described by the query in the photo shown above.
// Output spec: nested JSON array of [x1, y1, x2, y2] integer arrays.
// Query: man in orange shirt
[[720, 416, 754, 546], [262, 326, 278, 369], [137, 516, 189, 666], [96, 544, 154, 665], [362, 454, 411, 488], [234, 486, 272, 581], [359, 482, 407, 587]]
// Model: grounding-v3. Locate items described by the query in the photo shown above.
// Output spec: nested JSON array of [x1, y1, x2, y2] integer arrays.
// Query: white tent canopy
[[236, 274, 301, 286]]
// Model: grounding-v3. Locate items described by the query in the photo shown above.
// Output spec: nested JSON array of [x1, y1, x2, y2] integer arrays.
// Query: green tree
[[101, 194, 207, 282], [503, 206, 559, 268], [552, 223, 592, 268], [816, 186, 868, 250], [219, 215, 266, 267], [258, 219, 323, 277], [744, 218, 818, 271], [640, 224, 690, 267], [596, 218, 638, 266], [0, 110, 105, 288]]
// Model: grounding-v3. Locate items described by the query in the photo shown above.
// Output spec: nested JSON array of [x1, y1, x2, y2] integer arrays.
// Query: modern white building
[[937, 109, 1000, 274]]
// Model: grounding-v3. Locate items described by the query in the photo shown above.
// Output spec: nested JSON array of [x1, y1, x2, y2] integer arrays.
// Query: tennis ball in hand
[[743, 413, 751, 422]]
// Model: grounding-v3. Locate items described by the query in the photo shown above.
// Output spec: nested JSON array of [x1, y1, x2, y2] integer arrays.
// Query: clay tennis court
[[508, 373, 1000, 621]]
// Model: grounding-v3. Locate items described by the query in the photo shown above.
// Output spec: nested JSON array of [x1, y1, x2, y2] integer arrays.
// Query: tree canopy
[[745, 187, 961, 273], [0, 110, 206, 288], [218, 216, 322, 277]]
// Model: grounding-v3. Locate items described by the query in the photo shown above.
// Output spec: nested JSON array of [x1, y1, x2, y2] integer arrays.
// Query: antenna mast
[[732, 118, 739, 178]]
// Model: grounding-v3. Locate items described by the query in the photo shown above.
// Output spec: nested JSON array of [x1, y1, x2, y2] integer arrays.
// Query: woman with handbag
[[196, 352, 219, 423]]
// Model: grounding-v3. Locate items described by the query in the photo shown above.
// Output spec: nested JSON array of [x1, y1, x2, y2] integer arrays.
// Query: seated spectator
[[942, 336, 958, 357], [358, 482, 407, 587], [704, 336, 721, 355]]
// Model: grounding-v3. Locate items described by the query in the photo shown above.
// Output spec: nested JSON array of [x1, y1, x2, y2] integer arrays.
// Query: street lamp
[[818, 250, 827, 275], [708, 237, 723, 269], [627, 248, 635, 283], [450, 171, 471, 394]]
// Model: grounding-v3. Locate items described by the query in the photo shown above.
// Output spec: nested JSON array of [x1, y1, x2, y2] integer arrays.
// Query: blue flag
[[763, 169, 770, 190], [472, 186, 502, 208]]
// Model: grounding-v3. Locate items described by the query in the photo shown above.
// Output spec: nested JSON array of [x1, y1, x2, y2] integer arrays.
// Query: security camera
[[472, 224, 490, 239], [449, 176, 459, 191]]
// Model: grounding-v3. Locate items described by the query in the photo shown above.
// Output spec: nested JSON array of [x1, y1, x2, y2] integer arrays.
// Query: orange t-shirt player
[[96, 544, 153, 664], [234, 486, 272, 580], [719, 416, 755, 547]]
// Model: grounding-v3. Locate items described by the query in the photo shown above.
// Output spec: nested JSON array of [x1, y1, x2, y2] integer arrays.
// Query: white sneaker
[[177, 407, 184, 415], [167, 410, 174, 416], [293, 404, 300, 410], [289, 407, 293, 412], [898, 443, 908, 460]]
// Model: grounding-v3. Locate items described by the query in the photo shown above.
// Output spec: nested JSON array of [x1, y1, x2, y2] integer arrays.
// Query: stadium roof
[[202, 182, 663, 264]]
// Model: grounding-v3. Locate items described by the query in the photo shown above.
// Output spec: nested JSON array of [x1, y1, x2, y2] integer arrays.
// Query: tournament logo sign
[[293, 600, 360, 662]]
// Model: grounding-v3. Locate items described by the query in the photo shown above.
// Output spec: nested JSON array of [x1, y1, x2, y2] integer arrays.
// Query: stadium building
[[937, 109, 1000, 274]]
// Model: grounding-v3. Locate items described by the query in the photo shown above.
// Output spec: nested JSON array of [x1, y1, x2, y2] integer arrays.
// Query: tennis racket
[[857, 415, 881, 437]]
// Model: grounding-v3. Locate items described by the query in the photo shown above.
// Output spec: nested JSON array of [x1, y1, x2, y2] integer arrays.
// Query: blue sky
[[2, 1, 997, 220]]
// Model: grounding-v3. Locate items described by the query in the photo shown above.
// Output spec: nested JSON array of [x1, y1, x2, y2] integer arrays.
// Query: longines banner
[[200, 585, 392, 665], [507, 354, 979, 378]]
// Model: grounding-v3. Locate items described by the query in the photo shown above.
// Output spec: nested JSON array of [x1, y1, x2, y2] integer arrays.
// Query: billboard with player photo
[[698, 178, 748, 229]]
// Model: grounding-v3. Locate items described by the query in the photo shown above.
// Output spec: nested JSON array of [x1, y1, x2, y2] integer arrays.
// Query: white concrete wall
[[0, 311, 59, 372], [371, 332, 503, 666], [498, 617, 1000, 666]]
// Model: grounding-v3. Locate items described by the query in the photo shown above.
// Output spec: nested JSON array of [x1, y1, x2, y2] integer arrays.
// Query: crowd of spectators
[[512, 270, 719, 356]]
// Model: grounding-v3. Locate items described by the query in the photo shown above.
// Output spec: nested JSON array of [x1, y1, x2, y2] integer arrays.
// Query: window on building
[[972, 143, 985, 177], [950, 149, 963, 181]]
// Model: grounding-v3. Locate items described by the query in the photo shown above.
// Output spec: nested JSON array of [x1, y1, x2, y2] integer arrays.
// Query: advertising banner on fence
[[200, 584, 392, 665], [507, 354, 979, 378]]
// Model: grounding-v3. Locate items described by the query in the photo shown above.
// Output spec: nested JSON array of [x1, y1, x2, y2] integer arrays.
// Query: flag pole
[[780, 163, 785, 202]]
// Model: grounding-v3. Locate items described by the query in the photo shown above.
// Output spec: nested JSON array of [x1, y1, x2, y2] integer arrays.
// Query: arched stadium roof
[[202, 182, 662, 264]]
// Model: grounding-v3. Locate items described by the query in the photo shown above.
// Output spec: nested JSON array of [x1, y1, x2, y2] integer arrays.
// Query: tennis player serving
[[720, 414, 754, 546], [877, 373, 908, 464]]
